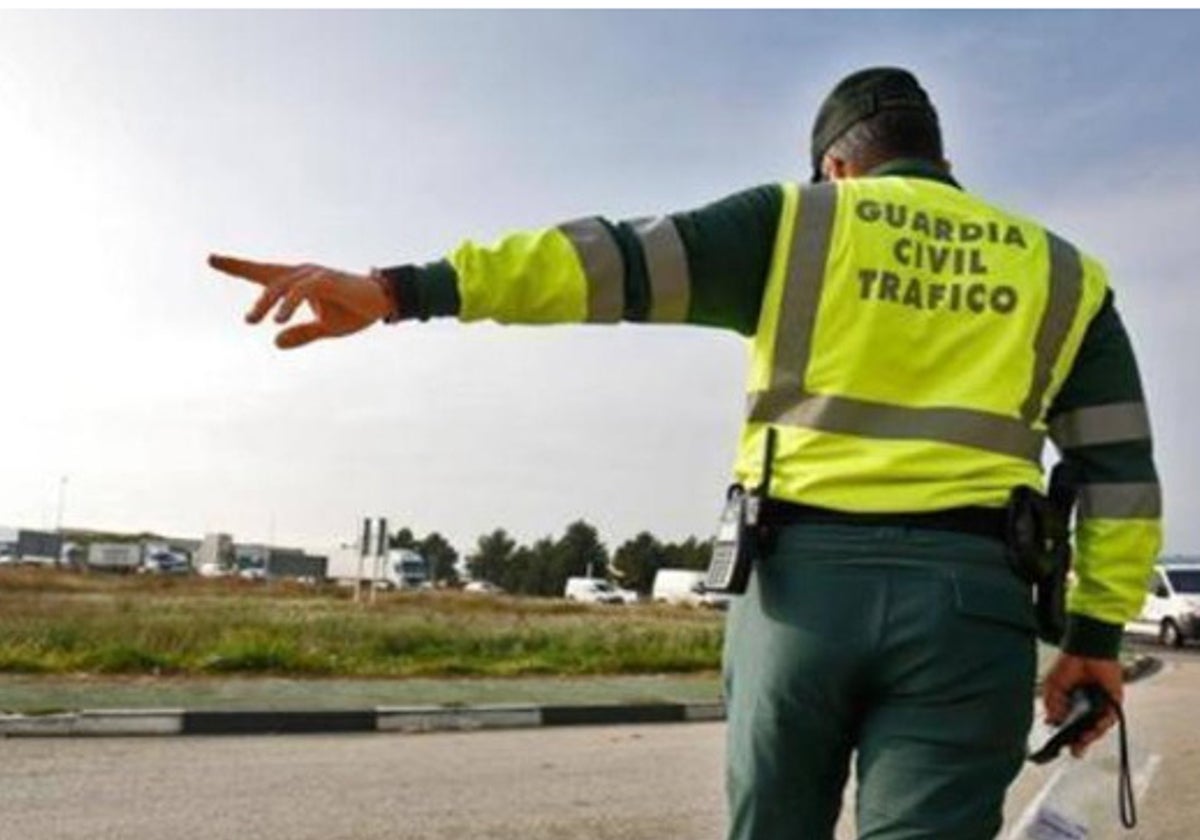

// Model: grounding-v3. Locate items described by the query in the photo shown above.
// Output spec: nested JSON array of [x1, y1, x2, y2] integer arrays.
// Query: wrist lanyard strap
[[1112, 696, 1137, 829]]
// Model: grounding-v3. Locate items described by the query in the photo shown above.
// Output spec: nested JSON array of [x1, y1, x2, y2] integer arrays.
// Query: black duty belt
[[763, 499, 1008, 543]]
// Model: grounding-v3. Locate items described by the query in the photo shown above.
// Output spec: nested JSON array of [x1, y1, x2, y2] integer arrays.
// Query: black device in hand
[[1028, 682, 1139, 829], [1028, 683, 1111, 764]]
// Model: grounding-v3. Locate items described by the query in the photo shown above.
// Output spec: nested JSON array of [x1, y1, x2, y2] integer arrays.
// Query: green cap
[[810, 67, 939, 182]]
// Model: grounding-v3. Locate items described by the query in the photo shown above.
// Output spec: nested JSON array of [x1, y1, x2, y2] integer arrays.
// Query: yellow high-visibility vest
[[735, 177, 1110, 512]]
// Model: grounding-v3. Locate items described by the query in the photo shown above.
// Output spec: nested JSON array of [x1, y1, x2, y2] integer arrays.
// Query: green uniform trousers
[[723, 524, 1036, 840]]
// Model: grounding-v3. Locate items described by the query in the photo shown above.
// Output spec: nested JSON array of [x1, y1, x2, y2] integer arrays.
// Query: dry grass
[[0, 568, 724, 678]]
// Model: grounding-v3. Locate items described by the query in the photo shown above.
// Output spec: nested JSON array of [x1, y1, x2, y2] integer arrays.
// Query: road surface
[[1, 644, 1194, 840]]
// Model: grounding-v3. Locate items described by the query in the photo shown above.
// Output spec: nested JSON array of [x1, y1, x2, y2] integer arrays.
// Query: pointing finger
[[209, 254, 297, 286]]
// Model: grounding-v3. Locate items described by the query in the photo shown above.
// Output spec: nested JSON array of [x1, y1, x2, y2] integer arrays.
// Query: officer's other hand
[[1041, 653, 1124, 758], [208, 254, 393, 349]]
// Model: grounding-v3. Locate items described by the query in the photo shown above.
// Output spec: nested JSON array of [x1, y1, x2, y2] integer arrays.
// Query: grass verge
[[0, 568, 724, 679]]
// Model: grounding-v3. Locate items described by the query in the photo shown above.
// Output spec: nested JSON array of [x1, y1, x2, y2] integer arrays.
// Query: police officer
[[211, 68, 1161, 839]]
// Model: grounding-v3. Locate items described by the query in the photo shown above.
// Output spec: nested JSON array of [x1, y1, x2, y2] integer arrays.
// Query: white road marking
[[1135, 753, 1162, 803], [1006, 766, 1068, 840], [1006, 752, 1161, 839]]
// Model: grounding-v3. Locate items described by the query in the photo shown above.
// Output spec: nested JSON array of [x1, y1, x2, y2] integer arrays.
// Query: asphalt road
[[2, 645, 1195, 840]]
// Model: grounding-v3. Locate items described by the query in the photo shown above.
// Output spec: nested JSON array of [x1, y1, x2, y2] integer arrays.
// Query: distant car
[[614, 586, 640, 605], [652, 568, 729, 609], [464, 580, 505, 595], [564, 577, 624, 605], [1128, 562, 1200, 647]]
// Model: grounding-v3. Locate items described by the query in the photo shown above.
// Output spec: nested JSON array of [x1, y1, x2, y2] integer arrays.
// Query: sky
[[1, 10, 1198, 556]]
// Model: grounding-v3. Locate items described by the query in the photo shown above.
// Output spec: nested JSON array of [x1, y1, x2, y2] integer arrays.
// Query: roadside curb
[[0, 701, 727, 739], [0, 657, 1159, 739]]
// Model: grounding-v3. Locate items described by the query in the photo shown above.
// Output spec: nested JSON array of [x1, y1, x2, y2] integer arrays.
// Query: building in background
[[195, 533, 235, 576], [0, 526, 334, 580], [0, 527, 17, 562], [234, 543, 327, 582], [0, 527, 63, 565]]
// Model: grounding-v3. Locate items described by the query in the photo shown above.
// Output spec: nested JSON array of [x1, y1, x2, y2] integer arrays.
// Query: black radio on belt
[[1006, 463, 1077, 645], [704, 428, 777, 595]]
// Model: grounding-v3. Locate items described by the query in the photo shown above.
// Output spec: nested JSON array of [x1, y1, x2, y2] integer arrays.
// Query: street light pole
[[55, 475, 68, 533]]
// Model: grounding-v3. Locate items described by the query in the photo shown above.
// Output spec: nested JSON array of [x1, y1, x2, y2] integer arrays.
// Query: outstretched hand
[[208, 255, 394, 349]]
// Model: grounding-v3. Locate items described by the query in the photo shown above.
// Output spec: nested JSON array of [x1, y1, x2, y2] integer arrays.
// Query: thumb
[[275, 322, 330, 350]]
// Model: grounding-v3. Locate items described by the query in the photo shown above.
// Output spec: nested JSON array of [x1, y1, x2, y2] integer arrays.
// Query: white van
[[652, 568, 729, 609], [564, 577, 624, 605], [1128, 562, 1200, 647]]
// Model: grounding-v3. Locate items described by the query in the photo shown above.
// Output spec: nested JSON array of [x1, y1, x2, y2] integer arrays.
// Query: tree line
[[389, 521, 713, 597]]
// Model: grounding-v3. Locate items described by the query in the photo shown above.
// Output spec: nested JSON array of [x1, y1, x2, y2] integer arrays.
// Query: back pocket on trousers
[[952, 574, 1036, 635]]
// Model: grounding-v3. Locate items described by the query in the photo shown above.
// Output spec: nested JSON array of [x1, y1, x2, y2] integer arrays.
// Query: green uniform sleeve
[[382, 184, 784, 335], [1046, 291, 1163, 659]]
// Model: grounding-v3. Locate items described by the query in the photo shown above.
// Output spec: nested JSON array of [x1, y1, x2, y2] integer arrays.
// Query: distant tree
[[550, 520, 609, 594], [467, 529, 516, 585], [389, 528, 418, 551], [418, 531, 459, 586], [503, 544, 533, 595], [524, 537, 561, 596], [613, 532, 666, 595], [661, 536, 713, 571]]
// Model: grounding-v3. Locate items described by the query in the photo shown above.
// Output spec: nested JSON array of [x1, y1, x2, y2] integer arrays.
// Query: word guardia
[[854, 200, 1028, 315], [855, 200, 1030, 249]]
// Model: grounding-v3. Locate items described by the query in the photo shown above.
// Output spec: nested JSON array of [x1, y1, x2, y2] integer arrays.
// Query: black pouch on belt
[[1006, 466, 1075, 645]]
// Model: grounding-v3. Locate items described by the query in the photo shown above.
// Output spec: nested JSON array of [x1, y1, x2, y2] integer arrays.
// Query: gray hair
[[825, 109, 944, 171]]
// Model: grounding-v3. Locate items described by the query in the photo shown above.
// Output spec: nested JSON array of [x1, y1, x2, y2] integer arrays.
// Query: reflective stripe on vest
[[1049, 402, 1152, 449], [1021, 234, 1084, 423], [746, 183, 1087, 463], [631, 216, 691, 323], [1078, 482, 1162, 519], [558, 218, 624, 323]]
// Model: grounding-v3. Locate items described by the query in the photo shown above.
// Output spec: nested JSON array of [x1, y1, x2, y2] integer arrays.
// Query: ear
[[822, 155, 852, 181]]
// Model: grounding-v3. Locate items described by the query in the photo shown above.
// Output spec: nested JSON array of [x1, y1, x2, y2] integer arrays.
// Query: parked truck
[[86, 542, 142, 572], [326, 545, 428, 590]]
